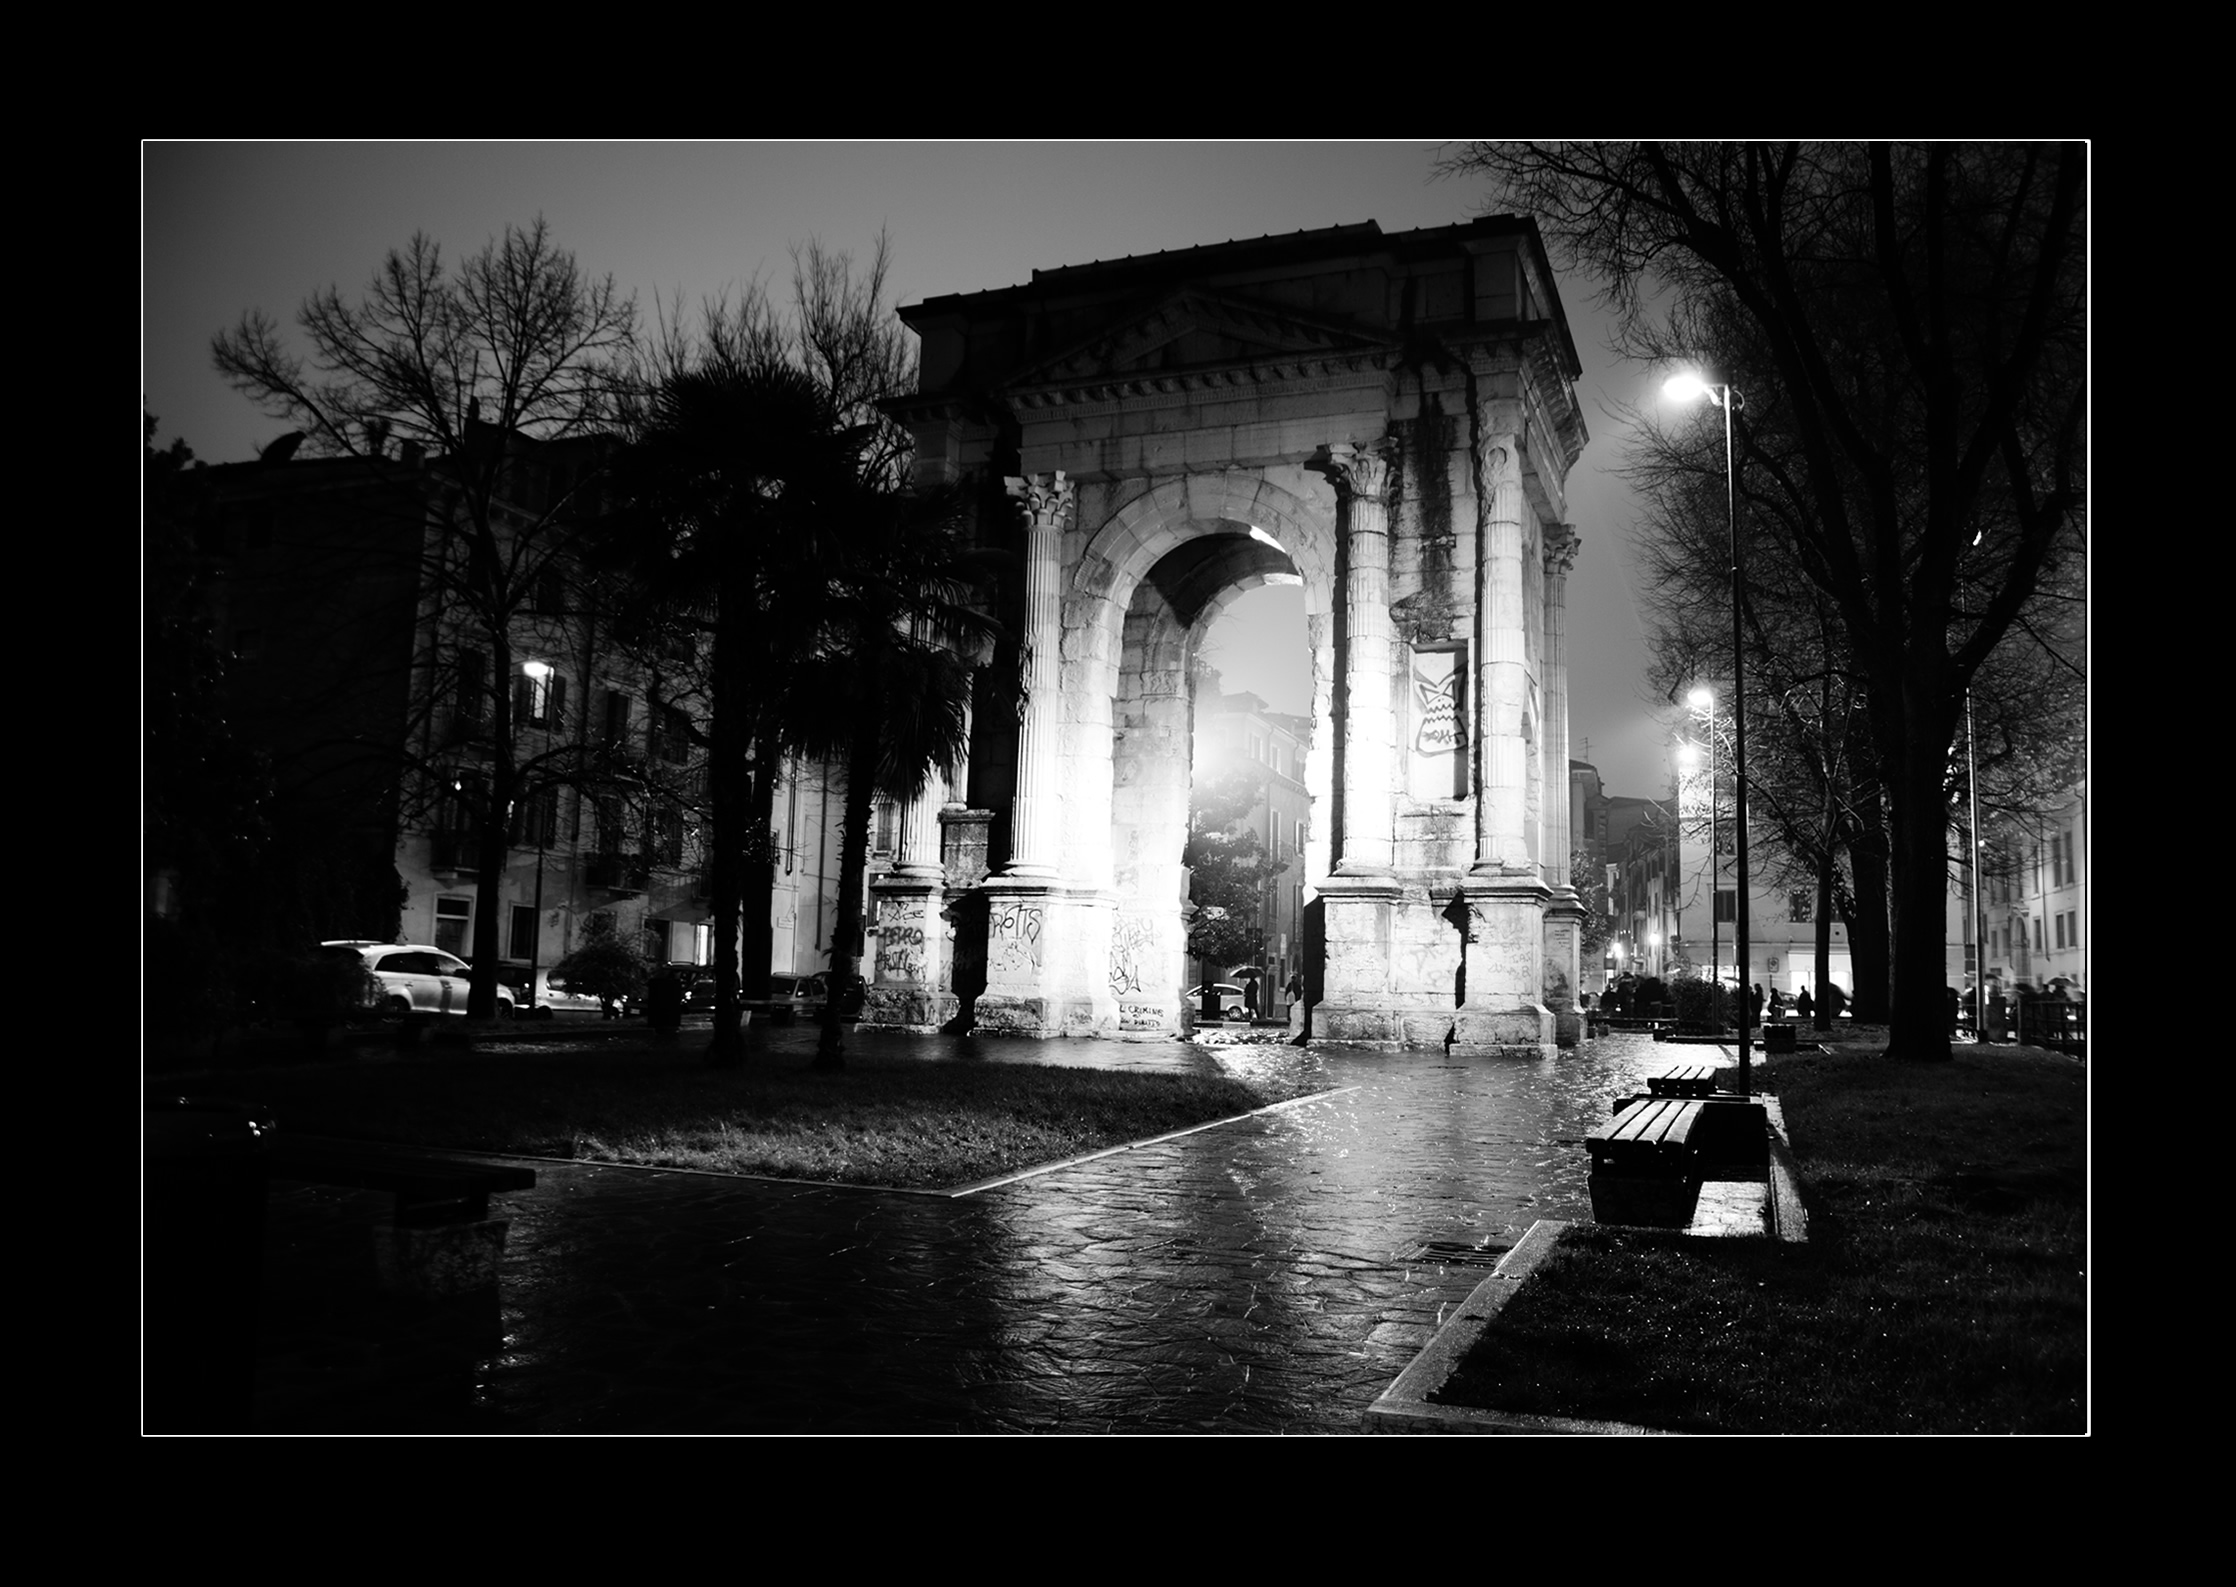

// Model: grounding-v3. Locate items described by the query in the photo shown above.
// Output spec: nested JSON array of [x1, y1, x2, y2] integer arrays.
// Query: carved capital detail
[[1005, 470, 1077, 528], [1543, 525, 1581, 577], [1328, 440, 1392, 504]]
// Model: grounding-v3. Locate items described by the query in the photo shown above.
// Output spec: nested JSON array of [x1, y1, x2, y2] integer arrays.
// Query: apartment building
[[172, 429, 849, 993]]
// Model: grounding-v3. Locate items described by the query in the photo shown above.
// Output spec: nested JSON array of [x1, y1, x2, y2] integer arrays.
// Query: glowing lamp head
[[1688, 687, 1714, 711], [1663, 373, 1711, 404]]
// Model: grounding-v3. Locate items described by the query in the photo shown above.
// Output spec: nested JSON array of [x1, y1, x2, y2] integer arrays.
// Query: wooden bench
[[269, 1136, 536, 1307], [1649, 1063, 1720, 1098], [269, 1136, 535, 1228], [1587, 1097, 1705, 1227]]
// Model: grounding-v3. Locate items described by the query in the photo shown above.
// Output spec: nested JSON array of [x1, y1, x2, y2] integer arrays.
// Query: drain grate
[[1405, 1239, 1511, 1269]]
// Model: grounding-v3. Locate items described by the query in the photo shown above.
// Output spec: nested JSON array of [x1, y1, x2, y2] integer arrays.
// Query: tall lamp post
[[1666, 374, 1752, 1091], [1690, 687, 1719, 1000]]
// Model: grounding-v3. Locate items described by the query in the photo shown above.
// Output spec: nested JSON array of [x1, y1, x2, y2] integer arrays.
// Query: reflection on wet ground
[[252, 1030, 1680, 1434]]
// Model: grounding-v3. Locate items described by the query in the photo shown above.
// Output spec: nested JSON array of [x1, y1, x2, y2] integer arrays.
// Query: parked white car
[[497, 967, 607, 1017], [1185, 983, 1250, 1020], [320, 941, 515, 1018]]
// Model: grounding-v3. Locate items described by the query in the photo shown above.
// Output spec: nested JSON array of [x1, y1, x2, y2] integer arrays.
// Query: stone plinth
[[1448, 875, 1555, 1059], [970, 880, 1117, 1038], [860, 880, 957, 1034]]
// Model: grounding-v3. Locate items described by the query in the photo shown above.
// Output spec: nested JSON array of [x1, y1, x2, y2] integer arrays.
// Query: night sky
[[144, 141, 1679, 800]]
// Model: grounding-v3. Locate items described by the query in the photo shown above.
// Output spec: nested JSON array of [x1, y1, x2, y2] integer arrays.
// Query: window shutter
[[515, 673, 533, 725], [552, 674, 568, 732]]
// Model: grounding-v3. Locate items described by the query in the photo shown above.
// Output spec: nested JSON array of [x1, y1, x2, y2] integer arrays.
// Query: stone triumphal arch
[[861, 218, 1590, 1055]]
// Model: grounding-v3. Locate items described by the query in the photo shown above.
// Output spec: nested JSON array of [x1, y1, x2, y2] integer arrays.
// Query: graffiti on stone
[[1410, 647, 1466, 799], [1108, 914, 1154, 996], [990, 901, 1044, 977]]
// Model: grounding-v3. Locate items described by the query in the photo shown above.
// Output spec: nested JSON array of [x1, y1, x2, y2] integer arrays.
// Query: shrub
[[553, 921, 648, 1008]]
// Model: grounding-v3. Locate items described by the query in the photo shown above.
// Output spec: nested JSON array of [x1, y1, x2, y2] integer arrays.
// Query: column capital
[[1477, 431, 1522, 493], [1544, 524, 1581, 577], [1005, 471, 1076, 527], [1327, 440, 1392, 505]]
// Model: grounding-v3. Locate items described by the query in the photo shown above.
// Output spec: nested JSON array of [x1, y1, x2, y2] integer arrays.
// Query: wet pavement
[[249, 1028, 1691, 1434]]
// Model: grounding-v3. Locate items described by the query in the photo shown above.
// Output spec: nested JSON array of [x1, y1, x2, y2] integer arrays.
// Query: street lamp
[[1665, 372, 1753, 1091], [1689, 686, 1719, 1000]]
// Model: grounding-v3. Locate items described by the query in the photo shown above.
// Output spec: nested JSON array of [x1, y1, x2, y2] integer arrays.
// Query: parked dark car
[[624, 964, 714, 1018]]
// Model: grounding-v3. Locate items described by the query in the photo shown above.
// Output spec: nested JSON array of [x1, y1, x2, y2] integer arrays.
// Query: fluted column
[[892, 769, 946, 881], [1002, 471, 1073, 878], [1474, 432, 1532, 873], [1542, 526, 1581, 889], [1330, 441, 1394, 876]]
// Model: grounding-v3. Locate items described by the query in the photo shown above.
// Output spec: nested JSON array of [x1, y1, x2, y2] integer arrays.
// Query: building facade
[[171, 432, 854, 999], [1970, 782, 2087, 996]]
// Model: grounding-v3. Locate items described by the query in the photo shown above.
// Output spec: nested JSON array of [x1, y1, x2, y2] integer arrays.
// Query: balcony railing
[[585, 852, 649, 894]]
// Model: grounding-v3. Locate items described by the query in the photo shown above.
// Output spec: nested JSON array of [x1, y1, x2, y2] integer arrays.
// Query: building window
[[509, 786, 558, 849], [1714, 889, 1735, 924], [434, 896, 471, 957], [873, 799, 897, 856], [643, 921, 671, 964], [603, 689, 632, 751], [594, 795, 626, 854], [516, 665, 566, 729], [509, 904, 537, 960], [455, 648, 486, 725], [656, 806, 685, 867], [1789, 890, 1812, 923], [534, 567, 565, 616], [656, 704, 691, 764]]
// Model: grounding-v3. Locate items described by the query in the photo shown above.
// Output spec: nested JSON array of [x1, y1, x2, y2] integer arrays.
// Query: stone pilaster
[[1541, 526, 1585, 1047], [1329, 441, 1395, 877], [1001, 472, 1073, 879]]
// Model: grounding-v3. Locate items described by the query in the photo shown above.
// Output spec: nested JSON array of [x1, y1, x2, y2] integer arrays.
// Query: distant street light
[[1666, 373, 1753, 1091]]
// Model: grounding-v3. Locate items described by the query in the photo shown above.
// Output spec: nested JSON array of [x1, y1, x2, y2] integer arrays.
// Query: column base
[[969, 879, 1117, 1038], [1448, 1003, 1557, 1060]]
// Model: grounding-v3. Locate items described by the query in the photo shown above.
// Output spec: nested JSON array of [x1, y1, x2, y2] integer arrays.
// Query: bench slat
[[268, 1137, 536, 1226], [1589, 1098, 1704, 1164]]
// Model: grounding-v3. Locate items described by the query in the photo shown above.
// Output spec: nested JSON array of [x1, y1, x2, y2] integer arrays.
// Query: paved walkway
[[250, 1028, 1687, 1434]]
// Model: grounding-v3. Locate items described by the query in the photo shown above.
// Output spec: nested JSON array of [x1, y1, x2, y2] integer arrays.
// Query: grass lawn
[[1428, 1043, 2087, 1433], [151, 1036, 1327, 1191]]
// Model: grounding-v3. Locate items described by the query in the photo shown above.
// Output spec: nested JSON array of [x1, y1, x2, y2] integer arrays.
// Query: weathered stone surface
[[889, 222, 1586, 1046]]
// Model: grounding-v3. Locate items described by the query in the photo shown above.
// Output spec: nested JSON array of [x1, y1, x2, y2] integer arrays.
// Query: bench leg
[[371, 1219, 509, 1298], [1589, 1171, 1702, 1229]]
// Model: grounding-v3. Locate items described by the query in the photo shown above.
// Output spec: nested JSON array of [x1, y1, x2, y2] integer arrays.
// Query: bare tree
[[214, 218, 637, 1017], [1443, 143, 2086, 1061]]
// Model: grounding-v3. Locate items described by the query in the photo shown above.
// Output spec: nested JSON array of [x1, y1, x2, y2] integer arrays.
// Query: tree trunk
[[1846, 804, 1893, 1024], [739, 755, 777, 1001], [705, 673, 745, 1068], [1885, 714, 1958, 1062], [817, 679, 883, 1069]]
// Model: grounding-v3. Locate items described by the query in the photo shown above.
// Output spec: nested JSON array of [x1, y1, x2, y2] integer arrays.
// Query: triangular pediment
[[1007, 287, 1394, 392]]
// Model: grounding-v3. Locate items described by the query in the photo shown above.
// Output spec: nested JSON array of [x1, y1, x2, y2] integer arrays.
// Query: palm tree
[[602, 360, 861, 1066], [788, 485, 998, 1069]]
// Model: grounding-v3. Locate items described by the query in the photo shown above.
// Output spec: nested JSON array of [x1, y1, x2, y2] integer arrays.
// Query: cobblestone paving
[[253, 1031, 1677, 1434]]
